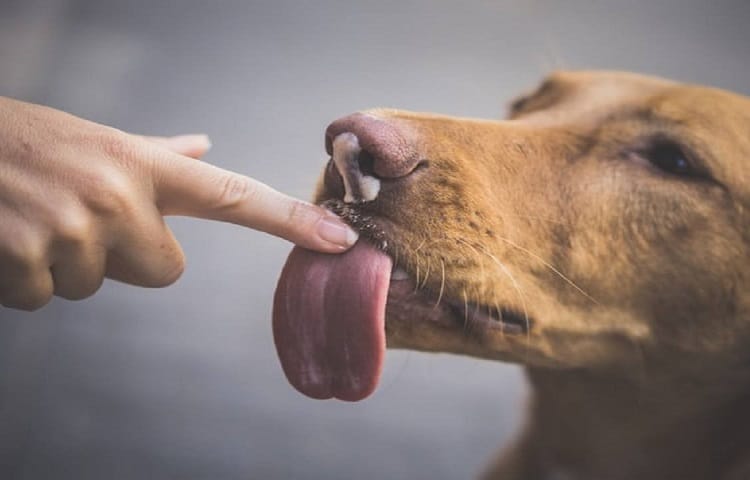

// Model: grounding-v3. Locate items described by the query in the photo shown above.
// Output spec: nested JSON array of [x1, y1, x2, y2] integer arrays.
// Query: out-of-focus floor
[[0, 1, 748, 479]]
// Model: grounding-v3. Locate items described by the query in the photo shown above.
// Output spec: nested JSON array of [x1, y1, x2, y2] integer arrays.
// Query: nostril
[[331, 132, 382, 204], [357, 150, 379, 180]]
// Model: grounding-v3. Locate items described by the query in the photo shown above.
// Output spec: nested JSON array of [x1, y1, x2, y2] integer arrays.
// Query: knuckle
[[57, 275, 104, 301], [215, 174, 254, 210], [84, 169, 136, 217], [285, 200, 308, 227], [98, 129, 141, 164], [154, 251, 186, 287], [1, 236, 47, 274], [82, 277, 105, 299], [140, 238, 186, 288], [2, 283, 53, 312], [53, 208, 93, 246], [22, 294, 52, 311]]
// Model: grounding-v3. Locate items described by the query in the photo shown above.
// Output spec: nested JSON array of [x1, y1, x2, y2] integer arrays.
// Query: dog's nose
[[325, 113, 421, 203]]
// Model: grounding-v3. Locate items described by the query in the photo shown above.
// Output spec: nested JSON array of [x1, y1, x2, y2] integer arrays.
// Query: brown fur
[[316, 71, 750, 479]]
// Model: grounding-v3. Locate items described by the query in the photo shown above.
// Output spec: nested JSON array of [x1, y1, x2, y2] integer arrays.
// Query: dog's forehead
[[558, 70, 677, 98], [552, 70, 750, 129], [528, 71, 750, 197], [519, 70, 675, 121], [509, 71, 672, 129]]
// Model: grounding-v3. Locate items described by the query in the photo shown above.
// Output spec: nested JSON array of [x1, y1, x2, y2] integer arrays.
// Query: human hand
[[0, 96, 358, 310]]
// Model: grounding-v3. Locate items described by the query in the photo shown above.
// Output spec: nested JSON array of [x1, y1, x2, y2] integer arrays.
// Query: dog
[[273, 70, 750, 479]]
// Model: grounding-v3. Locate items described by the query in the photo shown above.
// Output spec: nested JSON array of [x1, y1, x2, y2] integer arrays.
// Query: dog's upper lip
[[445, 301, 530, 335], [320, 199, 390, 250]]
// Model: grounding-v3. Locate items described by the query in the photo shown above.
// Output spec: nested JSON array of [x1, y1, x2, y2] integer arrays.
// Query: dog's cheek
[[639, 226, 745, 350], [571, 186, 742, 350]]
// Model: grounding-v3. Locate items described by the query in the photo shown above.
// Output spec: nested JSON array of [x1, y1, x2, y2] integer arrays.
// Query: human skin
[[0, 96, 358, 311]]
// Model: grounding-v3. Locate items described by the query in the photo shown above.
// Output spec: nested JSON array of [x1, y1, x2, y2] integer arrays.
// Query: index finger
[[149, 150, 358, 253]]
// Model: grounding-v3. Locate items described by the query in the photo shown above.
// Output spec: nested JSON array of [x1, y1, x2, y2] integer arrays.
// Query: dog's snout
[[325, 113, 421, 203]]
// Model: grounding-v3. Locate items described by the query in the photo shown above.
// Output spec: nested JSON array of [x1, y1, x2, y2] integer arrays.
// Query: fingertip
[[172, 134, 212, 159], [148, 134, 212, 159]]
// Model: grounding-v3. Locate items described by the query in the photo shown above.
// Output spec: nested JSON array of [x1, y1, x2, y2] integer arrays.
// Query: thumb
[[139, 134, 212, 159]]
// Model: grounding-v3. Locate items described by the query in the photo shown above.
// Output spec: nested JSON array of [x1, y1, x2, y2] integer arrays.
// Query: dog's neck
[[519, 357, 750, 480]]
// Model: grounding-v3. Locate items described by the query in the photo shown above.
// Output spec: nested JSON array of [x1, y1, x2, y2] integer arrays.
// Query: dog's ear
[[504, 74, 568, 120], [505, 94, 528, 119]]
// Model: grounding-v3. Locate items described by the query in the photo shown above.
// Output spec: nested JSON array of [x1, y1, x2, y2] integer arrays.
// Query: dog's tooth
[[390, 267, 409, 280]]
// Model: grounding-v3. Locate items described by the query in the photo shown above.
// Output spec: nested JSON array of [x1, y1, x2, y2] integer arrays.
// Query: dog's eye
[[637, 141, 694, 177]]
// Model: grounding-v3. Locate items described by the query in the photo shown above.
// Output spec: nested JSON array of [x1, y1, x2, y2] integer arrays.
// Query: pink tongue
[[273, 241, 392, 401]]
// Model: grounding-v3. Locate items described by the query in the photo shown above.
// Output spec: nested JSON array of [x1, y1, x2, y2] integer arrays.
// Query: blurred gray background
[[1, 1, 748, 479]]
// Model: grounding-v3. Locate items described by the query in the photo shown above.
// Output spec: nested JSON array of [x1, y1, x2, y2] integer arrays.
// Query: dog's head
[[274, 71, 750, 399]]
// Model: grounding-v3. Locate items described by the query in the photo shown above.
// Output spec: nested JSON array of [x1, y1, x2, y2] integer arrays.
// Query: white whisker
[[433, 259, 446, 311], [413, 236, 428, 253], [420, 256, 432, 290], [413, 258, 421, 294], [466, 240, 532, 345], [455, 238, 488, 298], [496, 236, 598, 305]]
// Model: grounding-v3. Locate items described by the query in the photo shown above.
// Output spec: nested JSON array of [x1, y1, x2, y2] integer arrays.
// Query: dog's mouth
[[320, 199, 531, 334], [272, 202, 530, 402]]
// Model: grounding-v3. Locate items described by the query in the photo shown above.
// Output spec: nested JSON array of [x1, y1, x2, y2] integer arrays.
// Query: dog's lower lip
[[386, 272, 530, 335], [446, 302, 529, 335]]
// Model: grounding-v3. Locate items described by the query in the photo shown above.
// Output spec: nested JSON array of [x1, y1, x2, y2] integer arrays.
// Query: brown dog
[[274, 71, 750, 479]]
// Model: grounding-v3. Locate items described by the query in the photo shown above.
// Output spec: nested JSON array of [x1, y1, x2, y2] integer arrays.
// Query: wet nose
[[325, 113, 421, 203]]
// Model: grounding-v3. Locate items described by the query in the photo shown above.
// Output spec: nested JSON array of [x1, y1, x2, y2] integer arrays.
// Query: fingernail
[[317, 216, 359, 248]]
